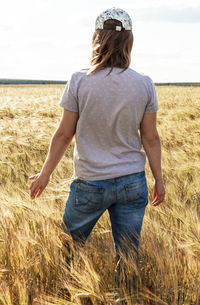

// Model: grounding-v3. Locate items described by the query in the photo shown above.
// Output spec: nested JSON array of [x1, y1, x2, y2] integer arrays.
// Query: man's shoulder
[[127, 68, 155, 91], [127, 67, 151, 81], [71, 68, 89, 78], [67, 68, 89, 85]]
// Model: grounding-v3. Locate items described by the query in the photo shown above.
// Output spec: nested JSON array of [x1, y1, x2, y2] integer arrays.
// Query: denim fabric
[[62, 171, 148, 293]]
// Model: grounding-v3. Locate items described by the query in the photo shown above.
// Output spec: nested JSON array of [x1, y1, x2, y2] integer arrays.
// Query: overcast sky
[[0, 0, 200, 82]]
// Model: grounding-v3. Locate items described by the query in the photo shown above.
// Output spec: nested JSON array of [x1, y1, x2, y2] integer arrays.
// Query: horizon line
[[0, 78, 200, 86]]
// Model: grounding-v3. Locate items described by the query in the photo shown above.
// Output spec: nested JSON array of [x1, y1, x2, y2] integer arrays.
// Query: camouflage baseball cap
[[95, 7, 132, 31]]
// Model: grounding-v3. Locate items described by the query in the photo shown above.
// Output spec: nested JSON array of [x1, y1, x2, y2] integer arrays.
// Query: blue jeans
[[62, 171, 148, 293]]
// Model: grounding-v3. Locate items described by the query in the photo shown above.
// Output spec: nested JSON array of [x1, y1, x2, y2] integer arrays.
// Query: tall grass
[[0, 85, 199, 305]]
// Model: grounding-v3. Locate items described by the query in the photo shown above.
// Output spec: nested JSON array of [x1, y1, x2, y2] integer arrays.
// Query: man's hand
[[29, 173, 50, 200], [151, 179, 165, 206]]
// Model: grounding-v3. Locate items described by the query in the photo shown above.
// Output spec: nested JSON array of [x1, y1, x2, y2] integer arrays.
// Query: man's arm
[[40, 109, 78, 176], [29, 109, 78, 199], [140, 112, 165, 206]]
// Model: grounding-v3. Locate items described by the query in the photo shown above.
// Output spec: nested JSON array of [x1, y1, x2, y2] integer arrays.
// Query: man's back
[[59, 67, 158, 180]]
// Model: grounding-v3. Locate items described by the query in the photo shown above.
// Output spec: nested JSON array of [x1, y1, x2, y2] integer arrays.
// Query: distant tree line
[[0, 79, 199, 86], [0, 79, 66, 85]]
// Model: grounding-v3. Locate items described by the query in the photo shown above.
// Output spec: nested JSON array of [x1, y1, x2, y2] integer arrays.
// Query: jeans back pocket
[[124, 179, 148, 208], [75, 180, 105, 214]]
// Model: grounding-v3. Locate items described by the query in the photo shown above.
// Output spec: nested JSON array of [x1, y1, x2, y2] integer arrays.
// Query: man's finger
[[30, 180, 38, 191], [152, 198, 158, 205], [33, 188, 43, 199], [152, 196, 164, 206], [36, 188, 43, 197], [31, 192, 37, 199], [152, 200, 160, 206], [31, 185, 39, 198], [152, 201, 161, 206], [29, 183, 35, 190]]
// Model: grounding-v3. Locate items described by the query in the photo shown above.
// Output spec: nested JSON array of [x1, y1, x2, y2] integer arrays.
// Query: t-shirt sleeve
[[58, 73, 78, 112], [144, 76, 159, 113]]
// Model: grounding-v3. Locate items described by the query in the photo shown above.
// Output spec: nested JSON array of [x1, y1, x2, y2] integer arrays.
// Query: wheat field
[[0, 84, 200, 305]]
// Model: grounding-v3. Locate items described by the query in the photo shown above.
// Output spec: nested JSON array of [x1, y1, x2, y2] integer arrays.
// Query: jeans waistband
[[85, 171, 145, 184]]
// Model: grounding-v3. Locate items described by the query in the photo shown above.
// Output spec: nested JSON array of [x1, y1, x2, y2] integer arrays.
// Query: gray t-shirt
[[59, 67, 158, 181]]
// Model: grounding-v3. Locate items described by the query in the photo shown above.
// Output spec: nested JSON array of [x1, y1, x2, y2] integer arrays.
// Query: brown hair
[[87, 19, 133, 76]]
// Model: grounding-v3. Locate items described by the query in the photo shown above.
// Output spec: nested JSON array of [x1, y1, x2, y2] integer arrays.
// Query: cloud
[[0, 24, 14, 31], [135, 7, 200, 23]]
